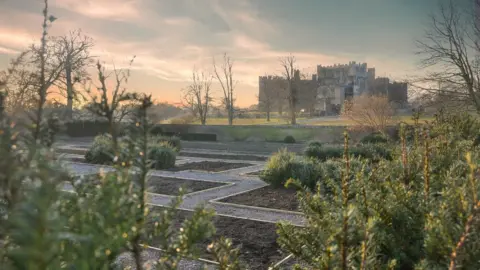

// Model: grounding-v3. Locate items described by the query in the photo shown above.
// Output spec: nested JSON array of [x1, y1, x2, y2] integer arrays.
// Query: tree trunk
[[290, 100, 296, 125], [109, 117, 118, 154], [266, 109, 270, 122], [65, 56, 74, 121], [228, 98, 234, 125]]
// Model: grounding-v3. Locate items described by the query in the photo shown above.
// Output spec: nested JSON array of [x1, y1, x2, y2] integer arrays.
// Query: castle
[[258, 61, 408, 116]]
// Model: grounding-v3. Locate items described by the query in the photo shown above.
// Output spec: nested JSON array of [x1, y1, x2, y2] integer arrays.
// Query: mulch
[[219, 185, 300, 212], [180, 152, 268, 161], [147, 207, 290, 269], [169, 161, 253, 172], [148, 176, 225, 196]]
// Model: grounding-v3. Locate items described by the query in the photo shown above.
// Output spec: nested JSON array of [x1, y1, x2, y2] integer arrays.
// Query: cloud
[[54, 0, 141, 21], [0, 46, 19, 55], [0, 28, 38, 51], [0, 0, 422, 107]]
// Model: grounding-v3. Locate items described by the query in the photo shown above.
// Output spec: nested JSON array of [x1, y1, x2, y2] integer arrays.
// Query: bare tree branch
[[279, 54, 298, 125], [182, 67, 213, 125], [415, 0, 480, 113], [213, 53, 236, 125]]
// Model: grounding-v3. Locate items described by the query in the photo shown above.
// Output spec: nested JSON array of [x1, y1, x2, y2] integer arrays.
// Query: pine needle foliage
[[0, 2, 242, 269], [277, 109, 480, 269]]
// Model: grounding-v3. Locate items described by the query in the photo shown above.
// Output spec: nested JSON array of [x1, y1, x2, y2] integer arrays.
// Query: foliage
[[283, 135, 296, 144], [154, 135, 181, 152], [360, 132, 388, 144], [148, 143, 177, 170], [65, 120, 112, 137], [261, 149, 322, 189], [149, 124, 164, 135], [307, 141, 323, 148], [1, 3, 243, 270], [84, 134, 115, 164], [277, 115, 480, 269], [304, 143, 391, 162]]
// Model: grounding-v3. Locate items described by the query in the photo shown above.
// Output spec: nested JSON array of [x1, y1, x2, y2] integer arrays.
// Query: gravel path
[[63, 159, 305, 226]]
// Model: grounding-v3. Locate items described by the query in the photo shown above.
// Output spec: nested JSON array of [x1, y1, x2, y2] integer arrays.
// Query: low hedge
[[85, 135, 177, 169], [261, 149, 323, 189], [283, 135, 296, 144], [66, 120, 127, 137], [84, 135, 129, 165], [304, 143, 391, 161], [148, 144, 177, 170], [360, 132, 388, 144], [153, 136, 181, 152], [181, 133, 217, 142]]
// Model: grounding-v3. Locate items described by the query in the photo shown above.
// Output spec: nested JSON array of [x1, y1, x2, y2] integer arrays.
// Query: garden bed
[[169, 161, 253, 172], [219, 186, 299, 212], [75, 175, 222, 196], [147, 207, 291, 269], [148, 176, 225, 196], [179, 152, 268, 161]]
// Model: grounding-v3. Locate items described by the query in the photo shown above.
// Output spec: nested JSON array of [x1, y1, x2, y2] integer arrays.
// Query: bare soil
[[148, 176, 225, 196], [180, 152, 268, 161], [77, 174, 224, 196], [170, 161, 253, 172], [147, 207, 291, 269], [219, 186, 300, 212]]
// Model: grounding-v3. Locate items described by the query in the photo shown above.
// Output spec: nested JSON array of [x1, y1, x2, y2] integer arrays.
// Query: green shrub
[[154, 135, 181, 152], [84, 134, 115, 164], [305, 143, 391, 162], [261, 149, 322, 189], [304, 145, 343, 161], [307, 141, 323, 148], [150, 125, 164, 135], [148, 144, 177, 169], [360, 132, 388, 144], [283, 135, 296, 144]]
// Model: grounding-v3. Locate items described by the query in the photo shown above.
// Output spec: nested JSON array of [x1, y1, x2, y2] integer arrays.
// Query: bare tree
[[183, 67, 213, 125], [415, 0, 480, 113], [86, 58, 137, 151], [279, 55, 298, 125], [1, 53, 38, 115], [342, 94, 395, 135], [51, 30, 94, 120], [213, 53, 236, 125]]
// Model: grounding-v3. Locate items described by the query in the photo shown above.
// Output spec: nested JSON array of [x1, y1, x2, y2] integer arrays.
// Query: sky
[[0, 0, 472, 107]]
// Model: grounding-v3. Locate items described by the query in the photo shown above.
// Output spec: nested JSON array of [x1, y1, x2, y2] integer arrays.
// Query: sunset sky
[[0, 0, 473, 107]]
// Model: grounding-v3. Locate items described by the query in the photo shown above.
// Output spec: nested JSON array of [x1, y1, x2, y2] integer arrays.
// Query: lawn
[[188, 116, 434, 126], [192, 117, 293, 125], [307, 115, 434, 126]]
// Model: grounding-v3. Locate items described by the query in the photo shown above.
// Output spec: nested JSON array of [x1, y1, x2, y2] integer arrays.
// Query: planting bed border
[[169, 161, 255, 173], [148, 176, 228, 196], [179, 151, 268, 161], [216, 185, 300, 212], [147, 206, 293, 269]]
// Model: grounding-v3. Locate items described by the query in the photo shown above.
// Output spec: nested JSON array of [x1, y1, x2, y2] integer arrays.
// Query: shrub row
[[85, 135, 177, 169], [261, 149, 322, 189], [304, 141, 391, 161], [66, 120, 111, 137]]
